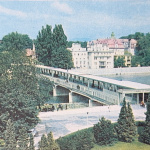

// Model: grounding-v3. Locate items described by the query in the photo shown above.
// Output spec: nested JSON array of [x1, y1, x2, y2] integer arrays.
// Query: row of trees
[[35, 24, 74, 69]]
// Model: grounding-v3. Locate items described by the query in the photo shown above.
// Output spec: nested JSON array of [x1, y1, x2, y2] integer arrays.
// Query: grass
[[91, 139, 150, 150]]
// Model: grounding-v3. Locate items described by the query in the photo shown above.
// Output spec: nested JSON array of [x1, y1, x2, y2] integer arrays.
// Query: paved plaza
[[34, 105, 147, 148]]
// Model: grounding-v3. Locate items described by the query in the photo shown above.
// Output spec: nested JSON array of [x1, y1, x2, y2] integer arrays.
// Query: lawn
[[91, 139, 150, 150]]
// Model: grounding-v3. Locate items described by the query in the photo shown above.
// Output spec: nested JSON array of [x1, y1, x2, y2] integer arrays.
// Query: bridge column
[[87, 79, 90, 88], [89, 99, 92, 107], [69, 91, 73, 103], [53, 85, 57, 96], [143, 93, 145, 103], [137, 93, 139, 104]]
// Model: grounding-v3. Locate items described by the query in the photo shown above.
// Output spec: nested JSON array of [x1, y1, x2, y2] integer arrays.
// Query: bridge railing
[[43, 75, 119, 105]]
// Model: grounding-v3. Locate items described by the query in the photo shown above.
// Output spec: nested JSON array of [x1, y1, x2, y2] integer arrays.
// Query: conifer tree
[[29, 134, 35, 150], [115, 99, 136, 142], [4, 119, 17, 150], [38, 134, 49, 150], [47, 132, 60, 150], [93, 117, 117, 146], [139, 94, 150, 144], [127, 102, 137, 142], [17, 127, 29, 150]]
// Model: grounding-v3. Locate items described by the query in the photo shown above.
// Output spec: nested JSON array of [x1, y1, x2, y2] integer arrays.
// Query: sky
[[0, 0, 150, 41]]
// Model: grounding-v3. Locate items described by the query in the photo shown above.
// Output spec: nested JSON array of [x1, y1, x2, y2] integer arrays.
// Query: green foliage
[[38, 134, 49, 150], [93, 117, 117, 146], [115, 99, 137, 142], [29, 134, 35, 150], [37, 75, 53, 110], [120, 32, 144, 40], [51, 47, 73, 69], [35, 24, 74, 69], [57, 128, 94, 150], [0, 50, 39, 137], [35, 25, 53, 66], [0, 32, 32, 52], [47, 132, 60, 150], [4, 119, 17, 150], [139, 94, 150, 144], [67, 41, 87, 48], [17, 127, 29, 150], [114, 56, 125, 68], [38, 132, 60, 150]]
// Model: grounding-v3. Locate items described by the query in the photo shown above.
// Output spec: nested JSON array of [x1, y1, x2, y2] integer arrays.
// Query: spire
[[111, 32, 115, 39]]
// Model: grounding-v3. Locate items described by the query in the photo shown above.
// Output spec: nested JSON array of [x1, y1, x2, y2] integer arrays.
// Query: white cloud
[[0, 5, 27, 18], [51, 1, 73, 15]]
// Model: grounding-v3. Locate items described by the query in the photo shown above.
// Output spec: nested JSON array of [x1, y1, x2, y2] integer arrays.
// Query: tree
[[35, 25, 53, 66], [127, 103, 137, 141], [17, 127, 29, 150], [51, 47, 73, 69], [35, 24, 74, 69], [51, 24, 73, 69], [93, 117, 117, 146], [0, 32, 32, 52], [115, 99, 136, 142], [4, 119, 17, 150], [114, 56, 125, 68], [38, 134, 49, 150], [29, 134, 35, 150], [0, 50, 39, 137], [139, 94, 150, 144], [47, 132, 60, 150]]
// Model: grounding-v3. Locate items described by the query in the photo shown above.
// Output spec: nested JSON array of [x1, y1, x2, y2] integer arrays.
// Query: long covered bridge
[[36, 65, 150, 106]]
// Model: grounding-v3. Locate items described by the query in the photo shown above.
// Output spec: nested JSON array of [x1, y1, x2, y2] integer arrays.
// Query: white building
[[68, 43, 88, 69], [68, 36, 137, 69]]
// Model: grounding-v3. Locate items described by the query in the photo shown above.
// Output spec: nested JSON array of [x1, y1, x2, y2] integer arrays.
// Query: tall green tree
[[38, 134, 49, 150], [0, 50, 39, 137], [4, 119, 17, 150], [139, 94, 150, 144], [35, 24, 74, 69], [127, 103, 137, 141], [93, 117, 117, 146], [51, 24, 73, 69], [29, 134, 35, 150], [17, 127, 29, 150], [115, 99, 136, 142], [35, 25, 53, 66], [0, 32, 32, 52], [47, 132, 60, 150]]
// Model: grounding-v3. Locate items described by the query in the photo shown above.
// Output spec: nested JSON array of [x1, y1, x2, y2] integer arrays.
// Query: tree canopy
[[0, 32, 33, 52], [35, 24, 74, 69]]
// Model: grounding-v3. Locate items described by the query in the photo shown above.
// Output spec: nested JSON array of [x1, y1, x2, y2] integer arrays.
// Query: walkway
[[34, 105, 146, 148]]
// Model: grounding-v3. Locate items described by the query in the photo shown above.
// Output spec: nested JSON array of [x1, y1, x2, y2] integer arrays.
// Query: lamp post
[[87, 112, 89, 126]]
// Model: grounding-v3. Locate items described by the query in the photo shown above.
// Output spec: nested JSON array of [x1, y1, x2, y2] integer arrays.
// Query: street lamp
[[87, 112, 89, 126]]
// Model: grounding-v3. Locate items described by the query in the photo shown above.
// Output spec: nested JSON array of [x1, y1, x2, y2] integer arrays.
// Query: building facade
[[68, 36, 137, 69], [68, 43, 88, 69]]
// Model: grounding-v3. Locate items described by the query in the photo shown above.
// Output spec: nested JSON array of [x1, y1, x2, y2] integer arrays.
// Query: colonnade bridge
[[36, 65, 150, 106]]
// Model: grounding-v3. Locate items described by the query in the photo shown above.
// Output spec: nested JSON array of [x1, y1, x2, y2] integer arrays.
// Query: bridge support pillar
[[53, 85, 57, 96], [69, 91, 73, 103], [89, 99, 92, 107], [137, 93, 139, 104]]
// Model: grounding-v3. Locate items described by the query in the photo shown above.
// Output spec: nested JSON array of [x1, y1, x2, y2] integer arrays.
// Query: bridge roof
[[37, 65, 150, 90]]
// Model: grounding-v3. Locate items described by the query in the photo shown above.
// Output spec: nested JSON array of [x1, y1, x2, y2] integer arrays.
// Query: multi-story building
[[68, 34, 137, 69], [68, 43, 88, 69]]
